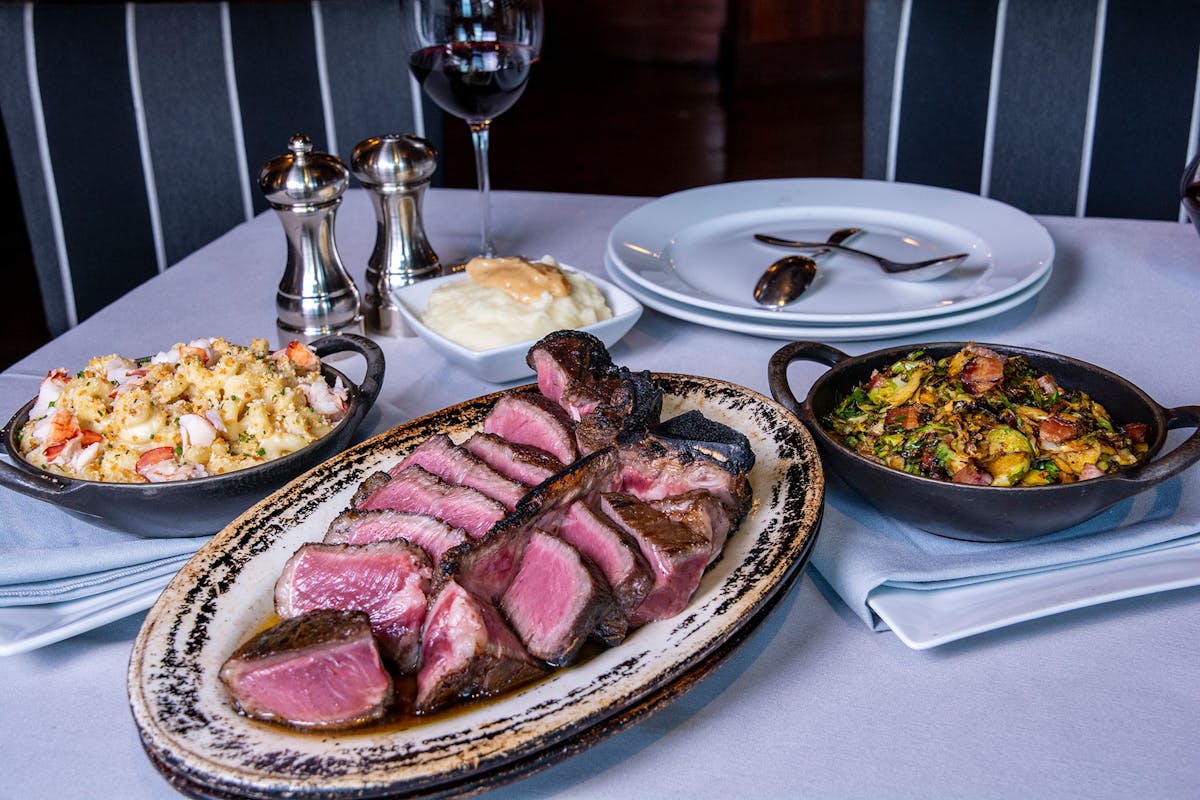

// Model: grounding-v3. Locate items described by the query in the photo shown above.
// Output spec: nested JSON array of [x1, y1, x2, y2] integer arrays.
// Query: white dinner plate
[[868, 536, 1200, 649], [606, 254, 1052, 341], [605, 178, 1054, 324], [128, 375, 824, 799]]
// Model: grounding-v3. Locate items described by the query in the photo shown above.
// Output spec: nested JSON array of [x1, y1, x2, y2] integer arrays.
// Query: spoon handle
[[755, 233, 872, 258]]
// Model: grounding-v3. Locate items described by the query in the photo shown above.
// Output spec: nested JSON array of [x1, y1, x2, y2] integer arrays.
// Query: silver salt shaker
[[259, 133, 363, 346], [351, 134, 441, 337]]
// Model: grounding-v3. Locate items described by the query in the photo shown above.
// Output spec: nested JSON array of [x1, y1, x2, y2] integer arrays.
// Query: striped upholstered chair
[[864, 0, 1200, 221], [0, 0, 439, 335]]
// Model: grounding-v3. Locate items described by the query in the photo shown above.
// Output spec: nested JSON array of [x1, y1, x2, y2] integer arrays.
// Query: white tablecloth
[[1, 188, 1198, 799]]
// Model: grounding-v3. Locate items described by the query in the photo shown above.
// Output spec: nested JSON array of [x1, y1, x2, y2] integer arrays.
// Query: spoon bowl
[[753, 255, 819, 308], [754, 233, 968, 281], [752, 228, 863, 308]]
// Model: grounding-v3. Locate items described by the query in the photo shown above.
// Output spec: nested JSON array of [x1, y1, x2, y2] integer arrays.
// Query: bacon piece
[[885, 405, 919, 430], [1038, 416, 1079, 445], [960, 354, 1005, 396], [951, 464, 993, 486], [1079, 463, 1105, 480], [1036, 374, 1059, 396], [1122, 422, 1149, 443]]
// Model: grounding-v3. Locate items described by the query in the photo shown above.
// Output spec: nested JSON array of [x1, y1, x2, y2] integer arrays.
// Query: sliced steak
[[573, 368, 663, 455], [442, 510, 534, 606], [600, 492, 711, 626], [526, 331, 662, 454], [483, 391, 578, 465], [219, 609, 392, 730], [275, 541, 433, 673], [350, 470, 393, 509], [324, 509, 468, 566], [648, 490, 734, 565], [355, 465, 506, 539], [501, 530, 624, 663], [415, 579, 547, 714], [518, 447, 621, 516], [464, 431, 565, 486], [617, 436, 752, 519], [446, 449, 621, 606], [558, 501, 653, 617], [392, 433, 528, 511], [526, 329, 615, 418]]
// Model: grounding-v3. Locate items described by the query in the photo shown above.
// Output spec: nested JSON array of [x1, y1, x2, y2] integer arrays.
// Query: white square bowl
[[393, 267, 643, 383]]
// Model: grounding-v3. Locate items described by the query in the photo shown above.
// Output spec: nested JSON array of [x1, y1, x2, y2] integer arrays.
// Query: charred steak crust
[[650, 410, 755, 475], [516, 447, 621, 517]]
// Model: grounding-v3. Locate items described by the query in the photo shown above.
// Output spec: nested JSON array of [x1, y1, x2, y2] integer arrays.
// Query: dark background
[[1, 0, 864, 370]]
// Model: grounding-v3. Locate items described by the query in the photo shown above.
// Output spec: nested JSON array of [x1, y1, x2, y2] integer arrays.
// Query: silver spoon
[[753, 228, 863, 308], [754, 232, 968, 281]]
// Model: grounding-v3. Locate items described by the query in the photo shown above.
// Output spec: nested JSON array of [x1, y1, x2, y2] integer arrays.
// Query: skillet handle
[[0, 433, 78, 501], [1121, 405, 1200, 486], [308, 334, 386, 434], [767, 341, 851, 424]]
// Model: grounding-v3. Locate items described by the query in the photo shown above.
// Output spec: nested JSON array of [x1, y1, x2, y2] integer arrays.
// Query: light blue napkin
[[0, 401, 407, 607], [810, 467, 1200, 631]]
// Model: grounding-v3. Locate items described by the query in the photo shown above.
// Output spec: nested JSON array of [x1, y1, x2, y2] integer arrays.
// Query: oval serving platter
[[128, 374, 825, 799]]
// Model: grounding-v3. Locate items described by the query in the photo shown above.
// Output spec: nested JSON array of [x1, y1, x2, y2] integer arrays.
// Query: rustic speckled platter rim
[[127, 374, 825, 799]]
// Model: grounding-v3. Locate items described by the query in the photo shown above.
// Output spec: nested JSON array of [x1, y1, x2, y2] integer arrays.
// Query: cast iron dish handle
[[0, 439, 74, 499], [767, 341, 850, 425], [308, 333, 386, 435], [1120, 405, 1200, 486]]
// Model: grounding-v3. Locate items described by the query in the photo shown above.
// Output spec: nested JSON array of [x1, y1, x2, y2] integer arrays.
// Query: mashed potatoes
[[17, 337, 347, 483], [421, 256, 612, 351]]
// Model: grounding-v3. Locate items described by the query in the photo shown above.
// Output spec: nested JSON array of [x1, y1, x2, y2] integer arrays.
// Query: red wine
[[409, 42, 534, 123]]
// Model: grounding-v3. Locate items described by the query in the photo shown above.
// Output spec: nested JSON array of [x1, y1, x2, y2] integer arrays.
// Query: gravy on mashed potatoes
[[421, 256, 612, 351]]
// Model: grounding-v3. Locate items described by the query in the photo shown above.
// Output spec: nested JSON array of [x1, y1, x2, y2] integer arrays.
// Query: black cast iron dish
[[0, 334, 384, 538], [769, 341, 1200, 541]]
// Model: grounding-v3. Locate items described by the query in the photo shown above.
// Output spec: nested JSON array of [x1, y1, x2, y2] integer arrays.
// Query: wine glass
[[408, 0, 543, 258]]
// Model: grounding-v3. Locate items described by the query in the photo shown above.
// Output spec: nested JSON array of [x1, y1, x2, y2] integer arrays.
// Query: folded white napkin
[[0, 401, 406, 608], [810, 466, 1200, 632]]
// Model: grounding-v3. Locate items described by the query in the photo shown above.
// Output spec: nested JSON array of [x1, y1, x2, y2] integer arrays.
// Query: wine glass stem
[[469, 121, 496, 257]]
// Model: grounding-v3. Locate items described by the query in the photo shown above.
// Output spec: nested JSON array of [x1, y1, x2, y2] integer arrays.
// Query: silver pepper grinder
[[351, 134, 441, 337], [259, 133, 363, 346]]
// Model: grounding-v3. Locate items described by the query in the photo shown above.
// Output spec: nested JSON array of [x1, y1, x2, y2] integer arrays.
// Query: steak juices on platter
[[219, 331, 756, 729]]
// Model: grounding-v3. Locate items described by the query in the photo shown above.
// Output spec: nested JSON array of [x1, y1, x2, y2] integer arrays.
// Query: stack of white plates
[[604, 179, 1055, 341]]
